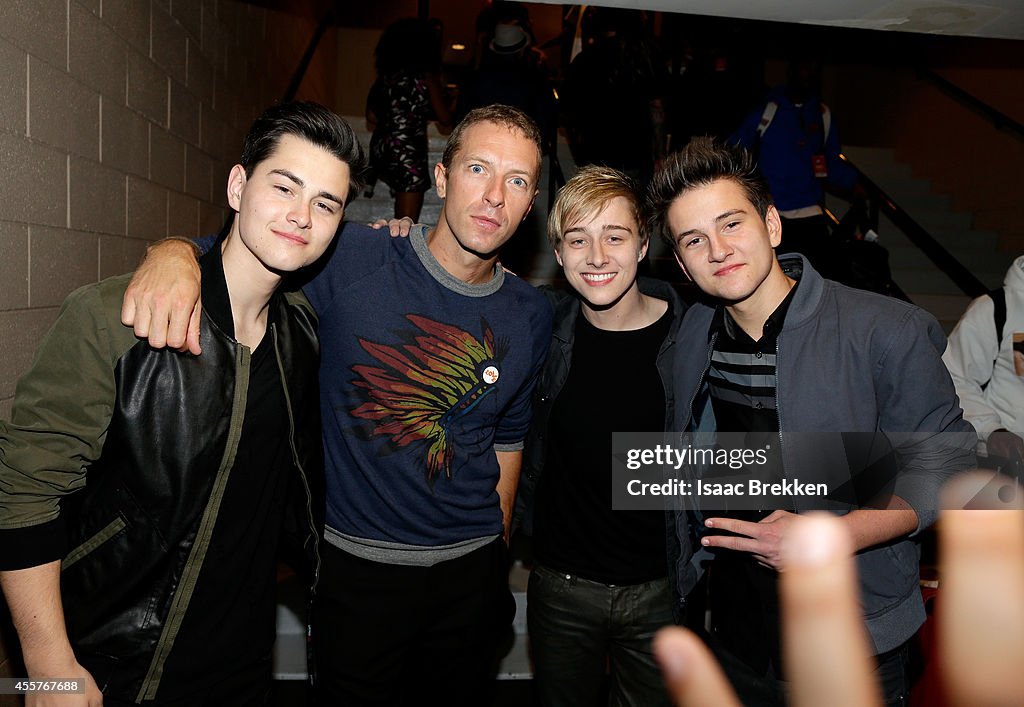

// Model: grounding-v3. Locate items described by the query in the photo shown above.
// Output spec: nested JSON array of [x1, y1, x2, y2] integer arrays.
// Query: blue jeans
[[527, 564, 675, 707]]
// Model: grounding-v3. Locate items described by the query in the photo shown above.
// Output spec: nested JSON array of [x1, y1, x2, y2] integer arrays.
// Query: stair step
[[840, 160, 1010, 303], [894, 268, 965, 297], [908, 293, 973, 322]]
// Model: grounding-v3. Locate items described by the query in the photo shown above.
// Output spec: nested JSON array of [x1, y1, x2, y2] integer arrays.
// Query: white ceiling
[[525, 0, 1024, 40]]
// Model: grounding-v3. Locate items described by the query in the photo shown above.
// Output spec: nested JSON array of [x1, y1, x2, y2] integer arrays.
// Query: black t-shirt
[[157, 251, 293, 699], [533, 305, 671, 585]]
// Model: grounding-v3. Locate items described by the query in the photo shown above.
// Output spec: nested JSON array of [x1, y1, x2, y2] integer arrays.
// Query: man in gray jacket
[[645, 137, 974, 705]]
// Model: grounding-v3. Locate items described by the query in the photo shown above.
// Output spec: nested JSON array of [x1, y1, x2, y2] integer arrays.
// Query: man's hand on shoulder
[[368, 217, 416, 238], [121, 239, 203, 355]]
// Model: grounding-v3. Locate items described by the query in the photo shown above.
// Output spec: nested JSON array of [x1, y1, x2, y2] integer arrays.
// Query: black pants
[[102, 667, 272, 707], [527, 564, 675, 706], [710, 631, 913, 707], [311, 539, 514, 706]]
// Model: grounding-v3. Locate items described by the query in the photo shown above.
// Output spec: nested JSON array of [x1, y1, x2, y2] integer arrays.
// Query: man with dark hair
[[0, 101, 363, 706], [119, 104, 552, 705], [646, 137, 974, 705]]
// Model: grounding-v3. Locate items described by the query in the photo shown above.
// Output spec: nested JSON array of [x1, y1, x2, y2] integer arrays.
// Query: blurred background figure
[[473, 0, 539, 69], [366, 18, 453, 221], [456, 21, 555, 152], [943, 255, 1024, 475], [730, 58, 863, 281], [665, 34, 764, 149], [560, 7, 668, 188]]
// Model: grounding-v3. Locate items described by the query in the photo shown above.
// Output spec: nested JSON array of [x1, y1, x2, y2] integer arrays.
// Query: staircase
[[836, 146, 1015, 331], [341, 116, 447, 227]]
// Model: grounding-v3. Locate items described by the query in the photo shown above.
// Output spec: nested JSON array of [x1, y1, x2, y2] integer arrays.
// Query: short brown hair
[[548, 165, 644, 249], [441, 104, 543, 184], [646, 137, 773, 251]]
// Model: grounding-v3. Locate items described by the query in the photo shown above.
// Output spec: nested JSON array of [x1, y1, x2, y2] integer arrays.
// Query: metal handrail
[[821, 67, 1017, 303], [916, 67, 1024, 143], [839, 153, 989, 299], [824, 200, 910, 302], [548, 149, 567, 211], [282, 9, 336, 102]]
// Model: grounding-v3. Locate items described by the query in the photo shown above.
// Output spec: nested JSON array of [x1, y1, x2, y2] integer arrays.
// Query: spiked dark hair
[[646, 137, 772, 251]]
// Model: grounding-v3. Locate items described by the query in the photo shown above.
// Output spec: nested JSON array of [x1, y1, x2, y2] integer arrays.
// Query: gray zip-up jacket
[[673, 254, 975, 653]]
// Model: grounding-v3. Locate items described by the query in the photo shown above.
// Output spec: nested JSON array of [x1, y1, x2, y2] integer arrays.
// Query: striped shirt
[[707, 281, 800, 505]]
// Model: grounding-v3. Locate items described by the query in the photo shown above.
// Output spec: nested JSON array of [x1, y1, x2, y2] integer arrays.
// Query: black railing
[[838, 154, 990, 299], [824, 200, 910, 302], [548, 149, 567, 211], [824, 69, 1019, 303], [282, 9, 336, 102], [916, 68, 1024, 144]]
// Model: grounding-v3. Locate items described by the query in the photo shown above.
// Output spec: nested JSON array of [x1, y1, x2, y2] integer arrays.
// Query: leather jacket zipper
[[271, 325, 322, 594], [137, 345, 252, 701]]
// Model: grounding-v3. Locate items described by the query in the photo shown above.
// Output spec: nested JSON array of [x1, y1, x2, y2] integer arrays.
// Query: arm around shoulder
[[121, 238, 204, 354]]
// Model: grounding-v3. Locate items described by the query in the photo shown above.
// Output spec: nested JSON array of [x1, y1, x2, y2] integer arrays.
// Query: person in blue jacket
[[730, 59, 861, 280]]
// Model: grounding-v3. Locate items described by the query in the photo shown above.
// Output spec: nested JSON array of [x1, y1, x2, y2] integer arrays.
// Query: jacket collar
[[199, 241, 283, 342], [199, 244, 234, 338], [776, 252, 826, 332]]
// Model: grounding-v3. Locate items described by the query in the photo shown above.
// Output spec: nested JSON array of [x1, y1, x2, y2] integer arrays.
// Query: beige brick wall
[[0, 0, 338, 684]]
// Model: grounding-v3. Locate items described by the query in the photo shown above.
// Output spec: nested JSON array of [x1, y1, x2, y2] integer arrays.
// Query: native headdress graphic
[[350, 315, 508, 482]]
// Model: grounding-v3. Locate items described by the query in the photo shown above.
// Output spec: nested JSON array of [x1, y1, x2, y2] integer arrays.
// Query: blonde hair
[[548, 165, 644, 249]]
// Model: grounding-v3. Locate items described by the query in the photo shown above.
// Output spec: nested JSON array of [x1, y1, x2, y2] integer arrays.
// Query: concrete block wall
[[0, 0, 336, 691]]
